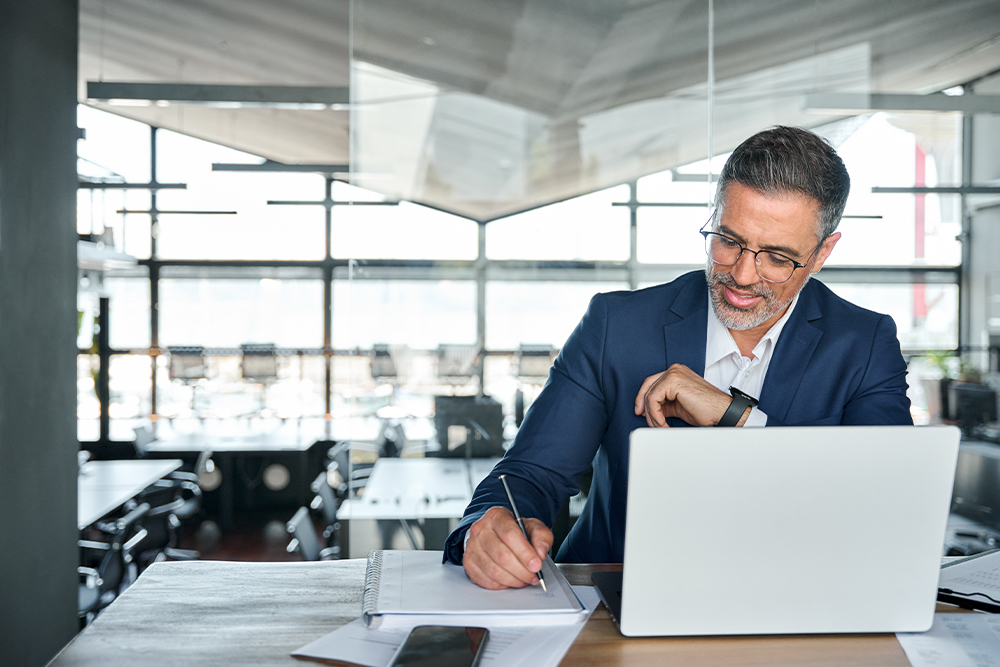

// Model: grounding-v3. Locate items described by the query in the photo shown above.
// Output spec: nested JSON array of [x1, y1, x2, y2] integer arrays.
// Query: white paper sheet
[[293, 586, 601, 667], [897, 614, 1000, 667]]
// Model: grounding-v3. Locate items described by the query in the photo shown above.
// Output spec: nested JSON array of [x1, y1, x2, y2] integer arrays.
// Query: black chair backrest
[[287, 506, 322, 561], [133, 483, 185, 556], [97, 503, 150, 597]]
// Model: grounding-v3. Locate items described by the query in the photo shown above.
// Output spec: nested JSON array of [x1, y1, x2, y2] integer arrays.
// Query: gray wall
[[0, 1, 81, 664]]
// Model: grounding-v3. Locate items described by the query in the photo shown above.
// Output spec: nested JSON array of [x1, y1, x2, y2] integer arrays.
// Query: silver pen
[[499, 474, 546, 591]]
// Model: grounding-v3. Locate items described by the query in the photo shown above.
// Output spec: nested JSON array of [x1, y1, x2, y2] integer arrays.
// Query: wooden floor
[[177, 509, 304, 562], [174, 509, 415, 561]]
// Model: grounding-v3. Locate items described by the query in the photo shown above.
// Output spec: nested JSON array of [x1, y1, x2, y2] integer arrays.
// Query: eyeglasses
[[699, 216, 818, 284]]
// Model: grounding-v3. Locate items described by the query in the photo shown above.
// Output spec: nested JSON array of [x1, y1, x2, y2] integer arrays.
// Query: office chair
[[79, 502, 149, 626], [130, 481, 199, 571], [326, 441, 376, 498], [169, 449, 211, 524], [327, 439, 419, 551], [310, 471, 341, 556], [132, 424, 156, 457], [286, 506, 339, 561]]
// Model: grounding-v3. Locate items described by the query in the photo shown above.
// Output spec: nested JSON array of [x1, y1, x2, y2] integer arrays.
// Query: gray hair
[[714, 126, 850, 240]]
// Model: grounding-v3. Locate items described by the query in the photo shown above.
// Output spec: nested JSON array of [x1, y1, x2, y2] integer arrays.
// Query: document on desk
[[362, 550, 585, 629], [896, 614, 1000, 667], [292, 585, 600, 667]]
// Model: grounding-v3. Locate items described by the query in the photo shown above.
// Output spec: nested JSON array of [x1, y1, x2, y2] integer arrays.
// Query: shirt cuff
[[463, 529, 472, 553], [743, 406, 768, 428]]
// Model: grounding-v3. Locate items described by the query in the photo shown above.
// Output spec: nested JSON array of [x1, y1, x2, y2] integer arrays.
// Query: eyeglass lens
[[704, 234, 796, 283]]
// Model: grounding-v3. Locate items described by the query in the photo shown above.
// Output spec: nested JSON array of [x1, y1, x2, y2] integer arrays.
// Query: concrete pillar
[[968, 73, 1000, 369], [0, 1, 80, 664]]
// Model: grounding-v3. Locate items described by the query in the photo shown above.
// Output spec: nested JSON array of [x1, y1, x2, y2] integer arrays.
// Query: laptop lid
[[615, 425, 960, 637]]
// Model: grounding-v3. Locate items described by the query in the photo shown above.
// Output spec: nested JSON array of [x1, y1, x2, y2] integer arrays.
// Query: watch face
[[729, 387, 759, 406]]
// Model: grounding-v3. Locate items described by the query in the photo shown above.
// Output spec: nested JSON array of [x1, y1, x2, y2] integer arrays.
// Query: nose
[[729, 249, 760, 286]]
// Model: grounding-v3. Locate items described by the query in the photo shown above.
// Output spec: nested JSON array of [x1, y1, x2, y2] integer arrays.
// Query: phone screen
[[389, 625, 489, 667]]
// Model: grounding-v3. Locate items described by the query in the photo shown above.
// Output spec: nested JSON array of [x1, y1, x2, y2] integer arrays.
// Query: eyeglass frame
[[698, 213, 823, 285]]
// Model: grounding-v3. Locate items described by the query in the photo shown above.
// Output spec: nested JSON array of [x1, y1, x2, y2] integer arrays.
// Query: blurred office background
[[4, 0, 1000, 663]]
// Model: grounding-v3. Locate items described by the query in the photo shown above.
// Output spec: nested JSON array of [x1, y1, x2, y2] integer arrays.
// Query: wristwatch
[[715, 386, 759, 427]]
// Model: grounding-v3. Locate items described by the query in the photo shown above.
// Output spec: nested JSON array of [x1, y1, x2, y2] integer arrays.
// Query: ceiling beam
[[212, 161, 349, 173], [87, 81, 349, 108], [804, 93, 1000, 115], [78, 180, 186, 190]]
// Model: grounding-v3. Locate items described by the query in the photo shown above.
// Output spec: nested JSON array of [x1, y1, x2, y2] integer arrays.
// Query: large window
[[158, 278, 324, 349], [78, 99, 963, 437], [487, 186, 631, 262]]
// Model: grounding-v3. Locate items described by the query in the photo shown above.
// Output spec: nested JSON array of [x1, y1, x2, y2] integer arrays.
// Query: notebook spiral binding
[[361, 550, 384, 625]]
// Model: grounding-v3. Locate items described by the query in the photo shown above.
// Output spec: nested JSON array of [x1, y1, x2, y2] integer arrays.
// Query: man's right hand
[[463, 506, 553, 590]]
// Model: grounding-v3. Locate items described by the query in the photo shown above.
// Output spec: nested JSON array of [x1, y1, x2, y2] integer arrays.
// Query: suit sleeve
[[839, 314, 912, 425], [442, 294, 611, 564], [766, 314, 912, 427]]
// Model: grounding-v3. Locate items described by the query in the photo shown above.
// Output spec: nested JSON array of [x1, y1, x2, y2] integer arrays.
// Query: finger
[[645, 370, 684, 427], [644, 383, 668, 427], [471, 514, 542, 585], [495, 518, 545, 577], [465, 509, 539, 587], [464, 551, 526, 590], [467, 526, 537, 587], [634, 374, 661, 415], [525, 519, 554, 561]]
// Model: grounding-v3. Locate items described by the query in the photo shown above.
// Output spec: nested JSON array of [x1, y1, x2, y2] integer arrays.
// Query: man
[[444, 126, 912, 590]]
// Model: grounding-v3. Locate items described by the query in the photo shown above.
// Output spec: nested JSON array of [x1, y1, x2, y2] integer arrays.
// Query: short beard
[[705, 260, 806, 331]]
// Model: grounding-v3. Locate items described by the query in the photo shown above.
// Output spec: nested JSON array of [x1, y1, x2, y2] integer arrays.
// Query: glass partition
[[75, 0, 973, 558], [342, 0, 965, 554]]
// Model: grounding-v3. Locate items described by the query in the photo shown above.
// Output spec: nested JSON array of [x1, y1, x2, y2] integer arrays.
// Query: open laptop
[[592, 425, 960, 637]]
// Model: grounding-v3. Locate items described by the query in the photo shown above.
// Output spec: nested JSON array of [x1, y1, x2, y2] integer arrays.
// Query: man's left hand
[[634, 364, 740, 427]]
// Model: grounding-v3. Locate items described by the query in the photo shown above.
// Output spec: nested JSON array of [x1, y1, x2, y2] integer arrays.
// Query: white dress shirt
[[703, 292, 800, 427]]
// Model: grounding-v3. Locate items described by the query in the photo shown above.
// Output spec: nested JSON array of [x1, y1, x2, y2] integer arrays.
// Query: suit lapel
[[663, 277, 709, 377], [758, 282, 824, 423]]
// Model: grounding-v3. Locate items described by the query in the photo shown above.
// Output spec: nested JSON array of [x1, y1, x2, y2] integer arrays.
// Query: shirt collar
[[705, 290, 801, 366]]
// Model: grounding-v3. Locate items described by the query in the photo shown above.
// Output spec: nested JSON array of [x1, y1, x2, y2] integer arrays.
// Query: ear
[[810, 232, 841, 274]]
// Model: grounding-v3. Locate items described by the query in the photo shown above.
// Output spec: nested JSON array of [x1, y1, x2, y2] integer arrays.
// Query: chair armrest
[[170, 471, 200, 484], [145, 497, 185, 517], [78, 540, 111, 552], [78, 566, 101, 588], [123, 527, 148, 553], [176, 480, 202, 497]]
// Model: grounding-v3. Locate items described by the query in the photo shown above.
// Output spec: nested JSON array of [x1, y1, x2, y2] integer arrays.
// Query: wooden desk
[[50, 560, 947, 666], [77, 459, 183, 530]]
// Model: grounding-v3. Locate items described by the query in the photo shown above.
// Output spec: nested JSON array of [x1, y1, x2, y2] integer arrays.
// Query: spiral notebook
[[361, 550, 586, 629]]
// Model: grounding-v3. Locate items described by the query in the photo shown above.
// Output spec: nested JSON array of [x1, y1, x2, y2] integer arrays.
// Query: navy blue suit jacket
[[443, 271, 912, 565]]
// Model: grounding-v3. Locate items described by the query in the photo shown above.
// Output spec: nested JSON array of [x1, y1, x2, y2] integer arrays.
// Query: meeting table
[[77, 459, 183, 530]]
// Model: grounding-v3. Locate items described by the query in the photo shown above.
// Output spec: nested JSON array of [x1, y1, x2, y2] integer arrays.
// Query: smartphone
[[387, 625, 489, 667]]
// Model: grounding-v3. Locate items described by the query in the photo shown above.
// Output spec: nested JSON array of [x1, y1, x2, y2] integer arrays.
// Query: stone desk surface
[[51, 559, 945, 666]]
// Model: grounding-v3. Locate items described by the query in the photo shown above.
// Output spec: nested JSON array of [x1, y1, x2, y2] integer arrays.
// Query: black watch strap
[[715, 386, 759, 427]]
